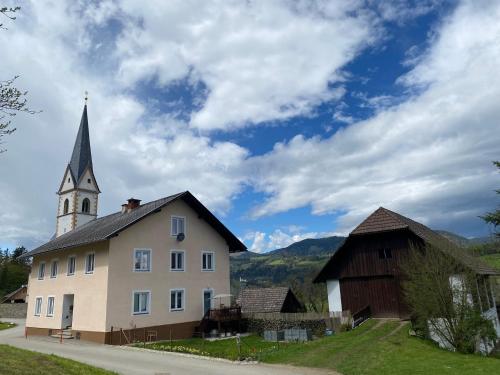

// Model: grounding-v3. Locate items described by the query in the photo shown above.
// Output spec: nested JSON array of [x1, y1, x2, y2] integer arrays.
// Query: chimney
[[122, 198, 141, 213]]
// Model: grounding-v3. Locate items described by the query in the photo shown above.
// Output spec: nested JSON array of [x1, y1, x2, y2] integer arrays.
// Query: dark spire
[[69, 104, 93, 182]]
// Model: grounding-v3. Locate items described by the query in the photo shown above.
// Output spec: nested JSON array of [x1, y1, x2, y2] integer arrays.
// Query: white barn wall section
[[327, 279, 342, 313]]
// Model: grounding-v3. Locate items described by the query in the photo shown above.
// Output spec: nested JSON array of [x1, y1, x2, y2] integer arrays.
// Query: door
[[203, 289, 213, 316], [61, 294, 74, 328]]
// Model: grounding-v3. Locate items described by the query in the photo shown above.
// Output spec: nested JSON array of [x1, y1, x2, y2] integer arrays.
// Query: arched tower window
[[63, 199, 69, 214], [82, 198, 90, 213]]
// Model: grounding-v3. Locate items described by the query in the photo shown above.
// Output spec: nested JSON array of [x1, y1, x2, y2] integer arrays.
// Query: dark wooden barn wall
[[332, 230, 420, 318]]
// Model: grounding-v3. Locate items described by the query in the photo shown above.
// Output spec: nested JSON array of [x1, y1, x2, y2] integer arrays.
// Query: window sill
[[170, 269, 185, 272], [202, 269, 215, 272], [67, 273, 74, 276], [170, 308, 184, 312], [133, 269, 151, 273], [132, 312, 150, 316]]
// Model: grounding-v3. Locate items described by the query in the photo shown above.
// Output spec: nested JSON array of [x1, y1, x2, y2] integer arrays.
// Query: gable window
[[378, 248, 392, 259], [46, 296, 55, 317], [202, 251, 215, 271], [170, 289, 184, 311], [38, 262, 46, 280], [50, 260, 58, 278], [170, 251, 184, 271], [85, 253, 95, 274], [171, 216, 185, 236], [134, 249, 151, 272], [87, 178, 91, 184], [82, 198, 90, 213], [34, 297, 43, 316], [63, 199, 69, 214], [132, 291, 150, 315], [67, 256, 76, 276]]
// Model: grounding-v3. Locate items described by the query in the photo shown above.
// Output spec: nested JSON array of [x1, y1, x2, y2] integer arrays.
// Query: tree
[[0, 246, 30, 299], [401, 244, 496, 354], [0, 6, 36, 153], [481, 161, 500, 237]]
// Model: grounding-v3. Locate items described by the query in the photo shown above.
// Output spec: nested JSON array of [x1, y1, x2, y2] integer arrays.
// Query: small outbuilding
[[1, 285, 28, 304], [237, 287, 304, 314]]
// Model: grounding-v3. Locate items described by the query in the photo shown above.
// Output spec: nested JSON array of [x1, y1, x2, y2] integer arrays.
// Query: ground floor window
[[34, 297, 42, 316], [170, 289, 184, 311], [133, 291, 150, 315], [46, 296, 55, 317]]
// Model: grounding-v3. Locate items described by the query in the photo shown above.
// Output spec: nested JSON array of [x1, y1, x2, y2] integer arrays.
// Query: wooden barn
[[314, 207, 499, 319]]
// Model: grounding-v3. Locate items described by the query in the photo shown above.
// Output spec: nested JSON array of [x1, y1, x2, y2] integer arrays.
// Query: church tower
[[56, 102, 100, 237]]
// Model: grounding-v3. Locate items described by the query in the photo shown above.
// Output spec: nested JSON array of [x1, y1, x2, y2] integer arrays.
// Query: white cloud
[[248, 0, 500, 236], [112, 0, 380, 131], [244, 228, 325, 253]]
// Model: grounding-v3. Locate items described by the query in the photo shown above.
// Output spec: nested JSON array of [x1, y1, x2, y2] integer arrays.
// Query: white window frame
[[170, 288, 185, 312], [133, 248, 152, 272], [201, 251, 215, 272], [170, 215, 186, 236], [202, 288, 214, 315], [85, 252, 95, 274], [132, 290, 151, 315], [46, 296, 55, 317], [38, 262, 46, 280], [67, 255, 76, 276], [34, 296, 43, 316], [170, 250, 185, 272], [50, 259, 58, 279]]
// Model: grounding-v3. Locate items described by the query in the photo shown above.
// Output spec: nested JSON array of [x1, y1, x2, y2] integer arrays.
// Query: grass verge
[[0, 344, 116, 375], [142, 320, 500, 374], [0, 321, 16, 330]]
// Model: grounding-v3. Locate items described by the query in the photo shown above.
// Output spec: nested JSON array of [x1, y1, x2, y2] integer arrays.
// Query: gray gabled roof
[[69, 104, 93, 183], [237, 287, 294, 313], [22, 191, 246, 258]]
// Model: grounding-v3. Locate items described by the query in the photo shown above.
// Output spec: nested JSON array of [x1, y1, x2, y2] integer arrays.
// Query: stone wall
[[0, 303, 27, 319]]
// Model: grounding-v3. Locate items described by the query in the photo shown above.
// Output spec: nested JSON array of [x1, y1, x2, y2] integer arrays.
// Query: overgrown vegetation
[[143, 320, 500, 374], [0, 344, 115, 375], [0, 246, 30, 299], [401, 244, 497, 353], [481, 161, 500, 237]]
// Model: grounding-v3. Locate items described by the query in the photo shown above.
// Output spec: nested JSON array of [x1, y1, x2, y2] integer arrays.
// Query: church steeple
[[69, 104, 93, 183], [56, 101, 100, 237]]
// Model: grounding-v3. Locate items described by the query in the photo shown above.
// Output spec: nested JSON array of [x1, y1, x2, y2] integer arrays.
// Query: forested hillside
[[0, 247, 30, 299]]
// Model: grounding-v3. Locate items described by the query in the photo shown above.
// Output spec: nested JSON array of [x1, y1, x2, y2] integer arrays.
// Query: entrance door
[[203, 289, 213, 316], [61, 294, 74, 328]]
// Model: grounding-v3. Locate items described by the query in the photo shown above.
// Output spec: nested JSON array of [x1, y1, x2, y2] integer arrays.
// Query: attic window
[[68, 178, 70, 182], [87, 178, 91, 183], [378, 248, 392, 259]]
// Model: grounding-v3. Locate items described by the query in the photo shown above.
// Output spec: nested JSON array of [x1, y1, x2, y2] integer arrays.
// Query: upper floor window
[[34, 297, 43, 316], [46, 296, 55, 317], [50, 260, 58, 278], [63, 199, 69, 214], [170, 251, 184, 271], [132, 291, 150, 315], [85, 253, 95, 274], [171, 216, 185, 236], [38, 262, 45, 280], [67, 256, 76, 276], [378, 248, 392, 259], [170, 289, 184, 311], [134, 249, 151, 272], [82, 198, 90, 213], [202, 251, 215, 271]]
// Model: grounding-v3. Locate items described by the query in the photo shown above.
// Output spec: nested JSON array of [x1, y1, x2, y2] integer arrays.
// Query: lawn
[[0, 345, 116, 375], [0, 321, 16, 330], [481, 253, 500, 270], [142, 320, 500, 375]]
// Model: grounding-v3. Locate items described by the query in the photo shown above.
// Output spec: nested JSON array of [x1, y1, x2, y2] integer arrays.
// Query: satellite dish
[[176, 233, 185, 242]]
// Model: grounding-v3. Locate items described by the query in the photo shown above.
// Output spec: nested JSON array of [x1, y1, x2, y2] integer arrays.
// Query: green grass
[[0, 321, 16, 330], [0, 345, 116, 375], [481, 254, 500, 270], [143, 320, 500, 374]]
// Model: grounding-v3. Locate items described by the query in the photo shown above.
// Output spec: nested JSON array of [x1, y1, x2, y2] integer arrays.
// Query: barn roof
[[314, 207, 499, 282], [237, 287, 297, 313], [21, 191, 246, 258], [1, 285, 27, 303]]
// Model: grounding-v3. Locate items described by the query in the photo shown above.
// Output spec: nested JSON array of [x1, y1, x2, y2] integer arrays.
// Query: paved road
[[0, 319, 338, 375]]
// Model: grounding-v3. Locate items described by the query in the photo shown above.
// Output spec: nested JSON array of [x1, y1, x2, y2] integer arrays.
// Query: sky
[[0, 0, 499, 253]]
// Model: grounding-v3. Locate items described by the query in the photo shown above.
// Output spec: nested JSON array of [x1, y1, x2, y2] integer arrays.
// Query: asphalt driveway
[[0, 319, 338, 375]]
